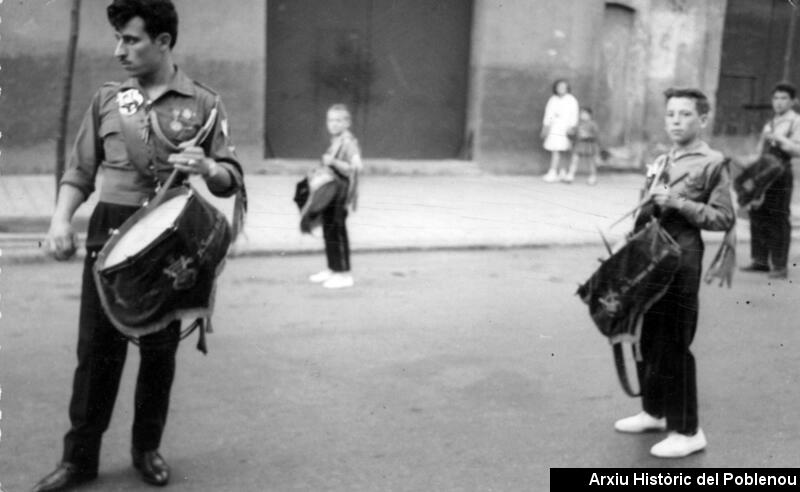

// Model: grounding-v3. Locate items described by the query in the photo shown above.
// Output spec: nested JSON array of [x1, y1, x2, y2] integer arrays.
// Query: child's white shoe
[[650, 429, 707, 458], [309, 270, 333, 283], [323, 273, 354, 289], [614, 411, 666, 433], [542, 170, 558, 183]]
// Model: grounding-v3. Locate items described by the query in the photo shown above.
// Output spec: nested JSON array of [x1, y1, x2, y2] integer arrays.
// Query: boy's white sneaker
[[614, 411, 667, 433], [323, 273, 354, 289], [650, 429, 707, 458], [542, 170, 558, 183], [309, 270, 333, 283]]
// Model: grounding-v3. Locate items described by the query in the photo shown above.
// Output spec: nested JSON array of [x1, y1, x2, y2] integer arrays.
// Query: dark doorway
[[594, 3, 636, 148], [265, 0, 473, 158], [715, 0, 800, 136]]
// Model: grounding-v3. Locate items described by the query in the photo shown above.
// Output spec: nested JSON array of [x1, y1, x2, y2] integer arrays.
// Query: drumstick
[[608, 172, 689, 228]]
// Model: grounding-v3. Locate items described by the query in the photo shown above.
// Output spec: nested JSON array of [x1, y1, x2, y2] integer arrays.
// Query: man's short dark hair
[[107, 0, 178, 48], [663, 87, 710, 116], [772, 81, 797, 99]]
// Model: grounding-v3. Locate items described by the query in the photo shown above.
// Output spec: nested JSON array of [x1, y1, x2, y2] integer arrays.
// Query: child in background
[[309, 104, 363, 289], [565, 107, 601, 185], [541, 79, 580, 183]]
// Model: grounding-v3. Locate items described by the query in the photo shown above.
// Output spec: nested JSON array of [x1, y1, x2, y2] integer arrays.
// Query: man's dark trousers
[[749, 167, 793, 270], [62, 246, 180, 473]]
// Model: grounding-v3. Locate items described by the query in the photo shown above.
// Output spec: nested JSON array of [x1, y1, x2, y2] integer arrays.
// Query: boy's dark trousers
[[322, 178, 350, 272], [749, 167, 793, 270], [636, 221, 703, 435], [62, 247, 180, 473]]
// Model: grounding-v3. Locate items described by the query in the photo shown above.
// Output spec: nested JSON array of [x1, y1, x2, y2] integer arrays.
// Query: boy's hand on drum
[[169, 145, 216, 177], [45, 220, 78, 261], [322, 154, 335, 166], [651, 184, 680, 210]]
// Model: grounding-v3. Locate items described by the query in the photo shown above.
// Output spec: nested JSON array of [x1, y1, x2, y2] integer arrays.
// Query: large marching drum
[[93, 179, 231, 347]]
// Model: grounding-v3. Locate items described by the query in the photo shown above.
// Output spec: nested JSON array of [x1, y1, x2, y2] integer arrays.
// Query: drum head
[[104, 193, 190, 268]]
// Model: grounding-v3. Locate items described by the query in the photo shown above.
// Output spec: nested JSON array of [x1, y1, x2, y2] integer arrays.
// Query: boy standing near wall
[[740, 82, 800, 279], [308, 104, 363, 289], [614, 88, 734, 458]]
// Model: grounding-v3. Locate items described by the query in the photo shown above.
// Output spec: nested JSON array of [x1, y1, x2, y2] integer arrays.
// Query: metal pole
[[56, 0, 82, 200], [783, 1, 799, 82]]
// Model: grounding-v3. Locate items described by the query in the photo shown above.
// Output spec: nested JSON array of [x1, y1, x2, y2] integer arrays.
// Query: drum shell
[[299, 166, 346, 233], [305, 166, 342, 214], [577, 220, 682, 340], [733, 154, 785, 207], [94, 188, 231, 337]]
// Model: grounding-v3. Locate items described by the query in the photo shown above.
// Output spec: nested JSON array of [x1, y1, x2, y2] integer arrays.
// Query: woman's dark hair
[[772, 81, 797, 100], [552, 79, 570, 95], [107, 0, 178, 48]]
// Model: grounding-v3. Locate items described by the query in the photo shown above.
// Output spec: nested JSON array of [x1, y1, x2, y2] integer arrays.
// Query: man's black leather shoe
[[132, 449, 170, 486], [740, 263, 770, 272], [30, 462, 97, 492]]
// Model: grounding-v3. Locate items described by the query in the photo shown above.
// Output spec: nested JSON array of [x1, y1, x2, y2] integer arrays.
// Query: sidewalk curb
[[1, 236, 773, 266]]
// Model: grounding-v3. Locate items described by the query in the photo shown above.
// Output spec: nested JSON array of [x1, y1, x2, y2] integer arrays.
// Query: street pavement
[[1, 249, 798, 491], [3, 162, 800, 263]]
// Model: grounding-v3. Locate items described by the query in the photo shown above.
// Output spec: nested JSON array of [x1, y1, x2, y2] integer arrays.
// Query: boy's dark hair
[[328, 103, 352, 122], [663, 87, 710, 115], [107, 0, 178, 48], [772, 81, 797, 99], [552, 79, 571, 95], [580, 106, 593, 116]]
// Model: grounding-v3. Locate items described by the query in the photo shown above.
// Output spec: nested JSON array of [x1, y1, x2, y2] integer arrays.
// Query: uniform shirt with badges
[[61, 67, 243, 206], [638, 140, 735, 241], [61, 67, 244, 248], [758, 108, 800, 158], [324, 129, 362, 208]]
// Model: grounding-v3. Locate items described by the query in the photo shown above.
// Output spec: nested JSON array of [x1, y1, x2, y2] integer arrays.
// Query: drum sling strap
[[115, 89, 222, 353]]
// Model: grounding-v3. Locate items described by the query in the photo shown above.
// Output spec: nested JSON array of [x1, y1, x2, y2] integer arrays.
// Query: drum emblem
[[117, 89, 145, 116], [163, 255, 198, 290], [598, 290, 622, 316]]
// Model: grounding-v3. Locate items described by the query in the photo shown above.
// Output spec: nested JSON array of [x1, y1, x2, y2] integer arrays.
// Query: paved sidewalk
[[1, 167, 798, 263]]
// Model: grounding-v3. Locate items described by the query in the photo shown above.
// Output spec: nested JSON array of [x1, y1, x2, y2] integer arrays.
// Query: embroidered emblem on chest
[[117, 89, 145, 116], [169, 109, 184, 132], [598, 290, 622, 316]]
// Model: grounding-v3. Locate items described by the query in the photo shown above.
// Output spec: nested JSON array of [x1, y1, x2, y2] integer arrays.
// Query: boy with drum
[[613, 88, 734, 458], [35, 1, 244, 490], [740, 82, 800, 279], [308, 104, 363, 289]]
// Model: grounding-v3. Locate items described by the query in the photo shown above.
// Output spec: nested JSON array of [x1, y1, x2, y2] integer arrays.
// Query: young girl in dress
[[565, 107, 601, 185], [541, 79, 579, 182]]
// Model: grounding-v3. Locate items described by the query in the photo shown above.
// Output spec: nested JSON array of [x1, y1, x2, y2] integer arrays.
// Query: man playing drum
[[613, 89, 734, 458], [34, 1, 244, 490]]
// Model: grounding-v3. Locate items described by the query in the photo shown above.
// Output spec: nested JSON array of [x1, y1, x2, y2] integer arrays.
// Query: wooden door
[[595, 3, 635, 148]]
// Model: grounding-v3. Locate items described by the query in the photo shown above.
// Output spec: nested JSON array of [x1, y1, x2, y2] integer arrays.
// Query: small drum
[[94, 186, 231, 339], [299, 166, 344, 233], [733, 154, 785, 208]]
